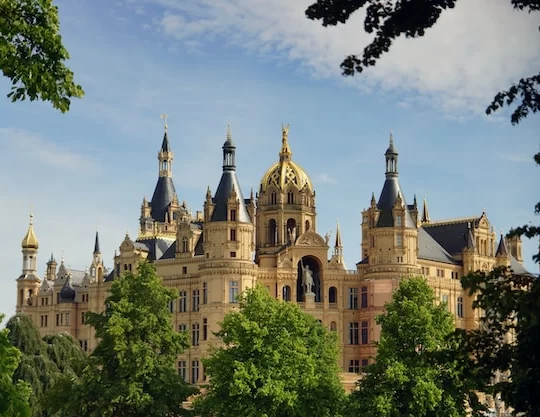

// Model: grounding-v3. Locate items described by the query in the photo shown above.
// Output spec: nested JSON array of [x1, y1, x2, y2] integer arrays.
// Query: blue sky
[[0, 0, 538, 321]]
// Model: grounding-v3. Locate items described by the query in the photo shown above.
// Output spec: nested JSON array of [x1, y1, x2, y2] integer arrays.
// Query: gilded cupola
[[260, 125, 313, 193], [21, 214, 39, 249]]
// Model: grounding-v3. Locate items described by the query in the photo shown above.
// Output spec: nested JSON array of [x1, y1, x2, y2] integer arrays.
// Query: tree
[[5, 312, 86, 417], [305, 0, 539, 125], [0, 0, 84, 112], [194, 284, 345, 417], [47, 261, 194, 417], [348, 278, 482, 417], [459, 266, 540, 416], [0, 314, 31, 417]]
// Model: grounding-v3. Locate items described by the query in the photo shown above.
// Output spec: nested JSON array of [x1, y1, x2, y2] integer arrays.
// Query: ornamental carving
[[296, 231, 327, 247]]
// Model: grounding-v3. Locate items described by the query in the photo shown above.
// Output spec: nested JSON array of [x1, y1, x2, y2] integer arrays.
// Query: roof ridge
[[423, 216, 479, 227]]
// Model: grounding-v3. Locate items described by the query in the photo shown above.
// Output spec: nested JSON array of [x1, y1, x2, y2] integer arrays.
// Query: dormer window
[[182, 237, 189, 253], [230, 209, 237, 222], [396, 215, 402, 227]]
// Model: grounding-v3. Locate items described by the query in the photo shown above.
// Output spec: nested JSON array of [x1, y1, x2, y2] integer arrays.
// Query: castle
[[16, 123, 527, 389]]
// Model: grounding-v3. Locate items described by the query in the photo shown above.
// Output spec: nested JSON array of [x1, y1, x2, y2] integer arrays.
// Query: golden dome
[[260, 125, 313, 193], [21, 214, 39, 249]]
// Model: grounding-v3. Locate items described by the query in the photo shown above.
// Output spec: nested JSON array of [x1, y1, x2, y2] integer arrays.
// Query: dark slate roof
[[210, 171, 251, 222], [495, 235, 508, 257], [194, 233, 204, 255], [94, 231, 100, 254], [59, 277, 76, 302], [135, 238, 175, 261], [422, 218, 478, 255], [418, 227, 460, 265], [104, 270, 115, 282], [160, 241, 176, 260], [161, 131, 171, 152], [150, 177, 176, 222], [376, 177, 415, 227]]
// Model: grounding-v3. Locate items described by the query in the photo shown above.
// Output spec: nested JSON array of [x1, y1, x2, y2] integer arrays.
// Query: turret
[[45, 253, 57, 280], [17, 214, 41, 309]]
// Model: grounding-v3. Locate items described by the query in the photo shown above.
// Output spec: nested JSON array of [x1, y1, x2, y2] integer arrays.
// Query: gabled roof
[[422, 217, 479, 255], [135, 237, 175, 261], [418, 227, 460, 265]]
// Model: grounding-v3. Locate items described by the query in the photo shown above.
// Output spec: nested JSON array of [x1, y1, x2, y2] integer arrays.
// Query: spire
[[93, 230, 101, 254], [421, 195, 431, 223], [222, 123, 236, 171], [385, 130, 398, 178], [21, 213, 39, 249], [496, 233, 508, 257], [335, 220, 342, 249], [151, 120, 177, 222], [279, 123, 292, 162]]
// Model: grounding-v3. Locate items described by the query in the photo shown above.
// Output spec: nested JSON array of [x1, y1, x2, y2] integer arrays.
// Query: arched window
[[162, 160, 168, 171], [286, 218, 296, 243], [329, 286, 337, 304], [182, 237, 189, 253], [330, 321, 337, 331], [282, 285, 291, 302], [268, 219, 277, 245], [305, 220, 310, 232]]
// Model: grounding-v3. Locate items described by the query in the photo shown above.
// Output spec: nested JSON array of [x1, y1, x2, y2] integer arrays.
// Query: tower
[[90, 230, 104, 282], [139, 121, 181, 239], [256, 125, 316, 256], [361, 133, 420, 279], [17, 214, 41, 309]]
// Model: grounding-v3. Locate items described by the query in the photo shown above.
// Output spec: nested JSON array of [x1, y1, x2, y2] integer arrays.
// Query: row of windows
[[348, 359, 369, 373], [441, 295, 464, 318], [420, 267, 460, 280], [178, 318, 209, 346], [348, 321, 369, 345], [347, 287, 369, 309], [178, 359, 202, 384]]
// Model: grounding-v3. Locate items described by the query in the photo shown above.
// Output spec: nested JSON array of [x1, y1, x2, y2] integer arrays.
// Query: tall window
[[40, 315, 48, 327], [230, 209, 237, 221], [192, 290, 200, 312], [396, 234, 403, 247], [191, 360, 199, 384], [178, 323, 187, 332], [348, 360, 360, 373], [268, 219, 277, 245], [330, 321, 337, 331], [182, 237, 189, 253], [203, 282, 208, 304], [361, 286, 368, 308], [229, 281, 239, 303], [396, 215, 402, 226], [348, 322, 359, 345], [361, 321, 369, 345], [192, 323, 199, 346], [179, 291, 188, 312], [457, 296, 464, 318], [442, 294, 449, 309], [270, 192, 277, 204], [348, 288, 358, 309], [168, 300, 175, 313], [178, 360, 187, 382], [287, 191, 294, 204], [282, 285, 291, 302], [203, 318, 208, 341], [329, 287, 337, 304], [230, 228, 237, 241]]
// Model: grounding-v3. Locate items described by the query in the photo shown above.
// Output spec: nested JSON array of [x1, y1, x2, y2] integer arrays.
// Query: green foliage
[[305, 0, 539, 125], [0, 314, 31, 417], [195, 284, 345, 417], [460, 266, 540, 416], [0, 0, 84, 112], [47, 261, 194, 417], [6, 313, 85, 417], [348, 278, 481, 417]]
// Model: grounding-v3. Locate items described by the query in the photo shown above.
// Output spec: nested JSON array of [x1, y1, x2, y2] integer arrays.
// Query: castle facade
[[16, 124, 526, 389]]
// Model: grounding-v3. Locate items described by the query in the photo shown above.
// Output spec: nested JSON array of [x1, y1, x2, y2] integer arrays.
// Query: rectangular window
[[271, 192, 277, 205], [182, 266, 187, 274], [65, 313, 70, 326], [81, 312, 86, 324], [80, 340, 88, 352], [230, 209, 237, 221], [178, 360, 187, 382], [178, 323, 187, 332], [40, 315, 48, 327], [203, 318, 208, 341], [287, 192, 294, 204], [348, 360, 360, 373], [168, 300, 175, 313], [361, 359, 369, 368], [361, 321, 369, 345], [191, 360, 199, 384], [457, 296, 464, 318], [348, 322, 359, 345], [203, 282, 208, 304], [56, 313, 60, 326], [348, 288, 358, 310], [192, 323, 200, 346], [192, 290, 200, 312], [179, 291, 188, 312], [442, 294, 449, 309], [361, 286, 368, 308], [230, 251, 237, 258], [230, 228, 237, 241], [396, 235, 403, 247], [396, 215, 402, 226], [229, 281, 239, 303], [56, 292, 60, 304]]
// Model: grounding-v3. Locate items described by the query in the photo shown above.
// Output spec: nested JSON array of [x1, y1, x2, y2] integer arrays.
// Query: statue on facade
[[300, 259, 314, 295]]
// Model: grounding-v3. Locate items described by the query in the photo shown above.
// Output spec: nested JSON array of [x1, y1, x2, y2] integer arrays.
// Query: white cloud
[[137, 0, 539, 119], [0, 128, 96, 172], [315, 172, 338, 185]]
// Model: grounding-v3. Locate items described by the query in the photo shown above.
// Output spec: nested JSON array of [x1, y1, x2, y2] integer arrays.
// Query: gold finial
[[227, 122, 232, 141], [282, 123, 290, 143], [21, 212, 39, 249], [160, 113, 168, 132]]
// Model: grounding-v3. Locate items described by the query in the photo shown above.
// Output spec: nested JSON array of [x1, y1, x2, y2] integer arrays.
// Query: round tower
[[256, 125, 316, 255]]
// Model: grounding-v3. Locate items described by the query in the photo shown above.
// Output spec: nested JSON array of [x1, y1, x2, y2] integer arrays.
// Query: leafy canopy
[[6, 312, 86, 417], [305, 0, 540, 124], [195, 284, 345, 417], [0, 0, 83, 112], [47, 261, 195, 417], [348, 278, 481, 417], [0, 314, 31, 417]]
